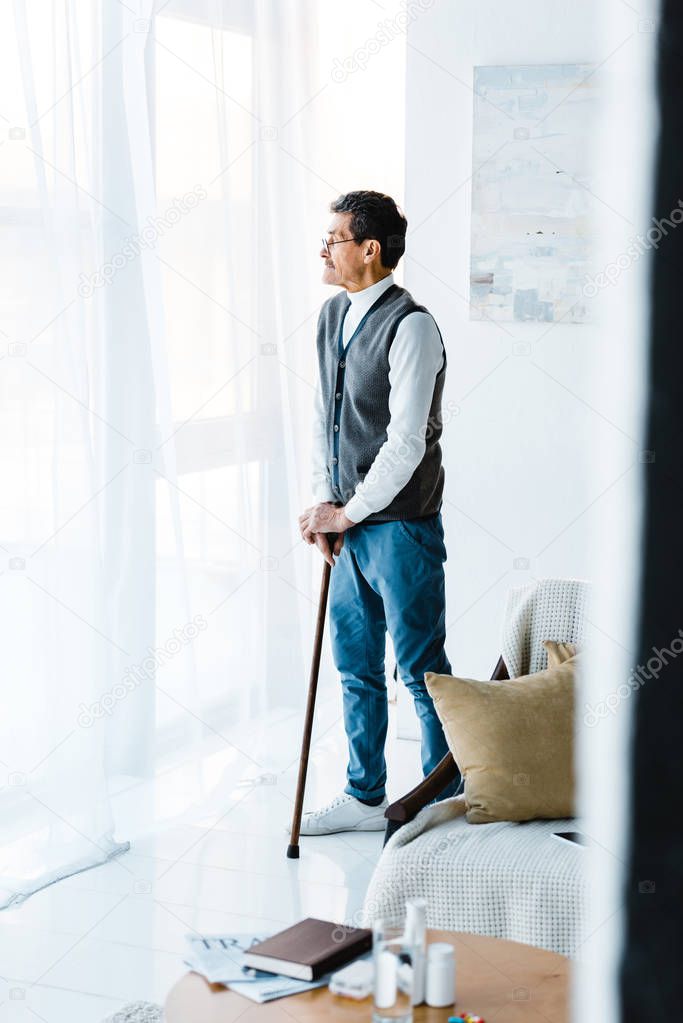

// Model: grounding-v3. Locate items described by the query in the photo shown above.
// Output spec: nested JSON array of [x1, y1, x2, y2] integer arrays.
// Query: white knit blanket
[[363, 797, 587, 958], [501, 577, 591, 678]]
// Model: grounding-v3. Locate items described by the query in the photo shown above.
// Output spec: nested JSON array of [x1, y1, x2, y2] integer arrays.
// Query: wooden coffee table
[[165, 929, 568, 1022]]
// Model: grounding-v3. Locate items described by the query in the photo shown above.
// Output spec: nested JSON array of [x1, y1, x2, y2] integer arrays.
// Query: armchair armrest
[[385, 751, 458, 823], [384, 655, 509, 827]]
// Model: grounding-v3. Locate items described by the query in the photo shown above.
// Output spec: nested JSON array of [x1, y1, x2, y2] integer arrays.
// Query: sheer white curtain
[[0, 0, 128, 907], [1, 0, 406, 907]]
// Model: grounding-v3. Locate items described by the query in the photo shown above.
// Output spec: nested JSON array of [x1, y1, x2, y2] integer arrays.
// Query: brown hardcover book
[[242, 918, 372, 981]]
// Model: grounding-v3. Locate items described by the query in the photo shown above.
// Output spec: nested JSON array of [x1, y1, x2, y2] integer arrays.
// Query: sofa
[[362, 579, 591, 959]]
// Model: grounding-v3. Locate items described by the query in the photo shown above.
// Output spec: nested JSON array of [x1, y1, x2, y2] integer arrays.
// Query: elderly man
[[296, 190, 459, 835]]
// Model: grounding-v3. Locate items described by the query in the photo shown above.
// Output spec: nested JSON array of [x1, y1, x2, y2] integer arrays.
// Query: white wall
[[403, 0, 638, 680], [403, 5, 656, 1020]]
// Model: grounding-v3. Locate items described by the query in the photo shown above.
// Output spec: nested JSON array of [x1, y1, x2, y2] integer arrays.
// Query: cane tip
[[286, 843, 300, 859]]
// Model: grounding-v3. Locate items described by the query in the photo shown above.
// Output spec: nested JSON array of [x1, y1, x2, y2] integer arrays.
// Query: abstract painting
[[470, 64, 597, 323]]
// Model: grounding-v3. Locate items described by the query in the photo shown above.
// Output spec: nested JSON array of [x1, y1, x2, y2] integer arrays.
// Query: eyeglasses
[[321, 236, 361, 257]]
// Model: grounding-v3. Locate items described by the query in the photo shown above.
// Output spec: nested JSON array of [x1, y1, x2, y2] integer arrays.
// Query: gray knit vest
[[315, 282, 446, 522]]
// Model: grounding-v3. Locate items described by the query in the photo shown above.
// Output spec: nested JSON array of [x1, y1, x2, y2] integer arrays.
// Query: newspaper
[[184, 932, 329, 1003]]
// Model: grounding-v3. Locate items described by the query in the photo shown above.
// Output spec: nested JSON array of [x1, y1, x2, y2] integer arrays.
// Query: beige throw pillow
[[426, 654, 577, 824], [544, 639, 579, 667]]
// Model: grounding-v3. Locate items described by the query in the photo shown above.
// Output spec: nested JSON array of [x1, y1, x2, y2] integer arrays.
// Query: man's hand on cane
[[299, 501, 354, 567]]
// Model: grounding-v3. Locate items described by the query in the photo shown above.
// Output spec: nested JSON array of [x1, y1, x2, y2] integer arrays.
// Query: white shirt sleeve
[[311, 380, 336, 503], [344, 312, 445, 523]]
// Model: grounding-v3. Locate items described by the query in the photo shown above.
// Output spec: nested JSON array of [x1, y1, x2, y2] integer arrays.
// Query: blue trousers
[[329, 512, 460, 802]]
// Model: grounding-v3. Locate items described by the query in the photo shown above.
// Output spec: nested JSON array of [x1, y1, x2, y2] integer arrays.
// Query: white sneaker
[[288, 793, 388, 836]]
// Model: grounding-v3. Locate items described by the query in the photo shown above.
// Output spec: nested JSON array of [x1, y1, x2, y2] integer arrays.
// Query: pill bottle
[[425, 942, 455, 1008]]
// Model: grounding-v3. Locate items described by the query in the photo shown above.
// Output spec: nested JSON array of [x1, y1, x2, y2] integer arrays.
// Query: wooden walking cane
[[287, 544, 334, 858]]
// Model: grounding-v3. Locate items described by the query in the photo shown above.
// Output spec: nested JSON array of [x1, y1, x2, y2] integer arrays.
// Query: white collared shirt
[[312, 273, 445, 523]]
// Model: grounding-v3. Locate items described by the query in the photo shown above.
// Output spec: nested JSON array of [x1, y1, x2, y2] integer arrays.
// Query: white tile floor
[[0, 695, 421, 1022]]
